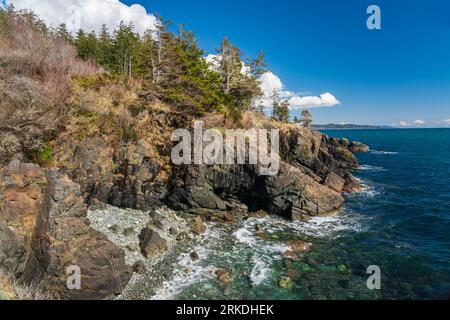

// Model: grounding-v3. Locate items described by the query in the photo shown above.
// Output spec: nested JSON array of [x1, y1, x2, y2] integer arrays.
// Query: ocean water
[[153, 129, 450, 300]]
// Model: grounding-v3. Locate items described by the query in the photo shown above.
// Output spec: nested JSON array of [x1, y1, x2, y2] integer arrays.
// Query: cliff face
[[0, 161, 132, 300], [168, 125, 362, 221], [0, 78, 368, 299]]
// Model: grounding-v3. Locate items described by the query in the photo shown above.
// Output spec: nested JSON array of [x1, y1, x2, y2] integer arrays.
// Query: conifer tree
[[55, 23, 73, 43]]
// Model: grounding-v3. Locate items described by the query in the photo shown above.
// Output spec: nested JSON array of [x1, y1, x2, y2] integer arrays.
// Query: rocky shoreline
[[0, 119, 369, 299]]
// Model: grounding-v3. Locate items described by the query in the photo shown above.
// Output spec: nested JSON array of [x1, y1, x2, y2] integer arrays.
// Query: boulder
[[139, 228, 167, 258], [189, 216, 206, 235], [0, 161, 132, 300], [349, 141, 370, 153]]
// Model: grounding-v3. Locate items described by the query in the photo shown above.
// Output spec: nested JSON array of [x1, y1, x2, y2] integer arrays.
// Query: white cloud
[[259, 72, 283, 95], [441, 119, 450, 125], [288, 92, 340, 109], [7, 0, 158, 34], [204, 57, 339, 110], [398, 120, 432, 127], [258, 71, 340, 109]]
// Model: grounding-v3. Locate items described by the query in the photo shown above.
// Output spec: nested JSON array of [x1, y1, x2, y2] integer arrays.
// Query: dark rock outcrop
[[349, 141, 370, 153], [168, 126, 361, 220], [0, 161, 132, 300]]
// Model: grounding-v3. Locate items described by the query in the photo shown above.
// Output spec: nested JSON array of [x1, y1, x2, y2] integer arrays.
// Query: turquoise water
[[154, 129, 450, 300]]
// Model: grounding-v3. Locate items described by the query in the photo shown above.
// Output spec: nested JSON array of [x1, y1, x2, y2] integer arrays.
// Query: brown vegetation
[[0, 10, 98, 165]]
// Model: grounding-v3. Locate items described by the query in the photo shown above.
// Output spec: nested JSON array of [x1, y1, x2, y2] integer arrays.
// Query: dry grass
[[0, 269, 53, 300], [0, 10, 100, 165]]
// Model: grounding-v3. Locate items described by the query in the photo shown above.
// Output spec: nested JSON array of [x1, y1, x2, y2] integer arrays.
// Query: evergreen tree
[[217, 38, 263, 111], [112, 21, 140, 77], [301, 109, 313, 128], [279, 100, 290, 123], [161, 26, 224, 113], [271, 89, 281, 120], [75, 29, 98, 61], [97, 24, 113, 69], [55, 23, 72, 43], [271, 90, 290, 122]]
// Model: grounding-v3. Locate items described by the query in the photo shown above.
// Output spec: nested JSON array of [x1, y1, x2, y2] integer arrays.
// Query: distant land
[[312, 124, 394, 130]]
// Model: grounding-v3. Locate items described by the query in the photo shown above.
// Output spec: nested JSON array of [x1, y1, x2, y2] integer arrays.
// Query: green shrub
[[121, 125, 138, 143], [39, 144, 53, 165]]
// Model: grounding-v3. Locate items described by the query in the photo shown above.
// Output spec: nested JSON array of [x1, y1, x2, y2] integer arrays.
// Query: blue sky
[[6, 0, 450, 126], [122, 0, 450, 126]]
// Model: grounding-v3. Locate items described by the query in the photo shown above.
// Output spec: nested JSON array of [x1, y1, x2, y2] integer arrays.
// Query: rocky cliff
[[0, 82, 368, 299]]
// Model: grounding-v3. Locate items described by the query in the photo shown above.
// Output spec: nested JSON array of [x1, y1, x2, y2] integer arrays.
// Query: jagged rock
[[168, 126, 360, 220], [349, 141, 370, 153], [138, 228, 167, 258], [0, 161, 132, 300]]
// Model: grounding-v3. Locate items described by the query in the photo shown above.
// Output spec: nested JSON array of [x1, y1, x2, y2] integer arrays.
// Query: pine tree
[[271, 89, 281, 120], [301, 109, 313, 128], [97, 24, 113, 70], [75, 29, 99, 61], [55, 23, 72, 43], [112, 21, 140, 78], [279, 100, 290, 123], [271, 90, 290, 122]]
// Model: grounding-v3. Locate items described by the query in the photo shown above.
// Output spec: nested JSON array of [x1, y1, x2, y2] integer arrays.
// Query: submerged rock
[[190, 251, 199, 261], [287, 240, 312, 253], [278, 276, 293, 289], [215, 269, 233, 284]]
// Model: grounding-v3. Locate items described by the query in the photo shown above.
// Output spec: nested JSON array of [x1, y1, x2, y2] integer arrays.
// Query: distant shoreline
[[313, 124, 450, 130]]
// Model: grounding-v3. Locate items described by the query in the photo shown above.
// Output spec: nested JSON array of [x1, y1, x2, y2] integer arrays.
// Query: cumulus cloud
[[204, 57, 339, 109], [398, 121, 410, 127], [288, 92, 340, 109], [6, 0, 158, 34], [258, 71, 340, 109], [413, 120, 425, 125]]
